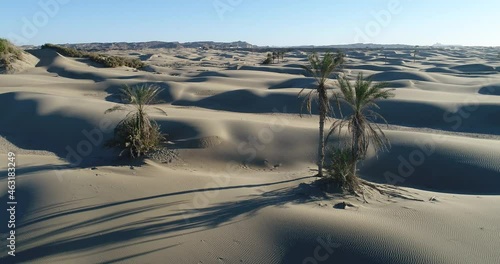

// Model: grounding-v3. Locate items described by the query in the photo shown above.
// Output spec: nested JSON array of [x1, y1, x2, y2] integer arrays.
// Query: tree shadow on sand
[[4, 176, 332, 263]]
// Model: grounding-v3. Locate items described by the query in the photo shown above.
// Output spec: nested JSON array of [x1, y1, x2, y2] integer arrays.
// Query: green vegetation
[[0, 38, 24, 73], [262, 51, 286, 65], [262, 53, 273, 64], [325, 148, 356, 191], [104, 84, 167, 158], [299, 52, 344, 177], [0, 38, 22, 59], [279, 51, 285, 61], [327, 73, 394, 192], [42, 43, 145, 69]]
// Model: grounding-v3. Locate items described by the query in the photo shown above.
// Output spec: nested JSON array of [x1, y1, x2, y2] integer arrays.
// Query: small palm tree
[[328, 73, 394, 192], [412, 45, 419, 63], [300, 52, 344, 177], [105, 84, 167, 158]]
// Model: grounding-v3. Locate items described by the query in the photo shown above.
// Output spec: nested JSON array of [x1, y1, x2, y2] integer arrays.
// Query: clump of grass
[[325, 148, 358, 192], [0, 38, 24, 73], [105, 84, 167, 158], [42, 43, 145, 69], [0, 38, 22, 61]]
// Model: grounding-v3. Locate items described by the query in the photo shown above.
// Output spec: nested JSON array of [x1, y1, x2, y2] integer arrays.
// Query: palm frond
[[154, 107, 168, 116], [104, 105, 127, 114], [330, 72, 395, 160]]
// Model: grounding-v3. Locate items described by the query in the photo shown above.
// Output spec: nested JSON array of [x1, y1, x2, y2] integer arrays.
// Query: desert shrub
[[0, 38, 22, 60], [42, 43, 145, 69], [262, 57, 272, 65], [42, 43, 86, 57], [105, 84, 166, 158], [0, 39, 8, 54], [325, 148, 358, 192], [107, 112, 164, 157], [262, 53, 273, 65], [0, 57, 10, 73]]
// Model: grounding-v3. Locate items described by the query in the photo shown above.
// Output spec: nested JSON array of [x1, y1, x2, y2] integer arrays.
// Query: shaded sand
[[1, 47, 500, 263]]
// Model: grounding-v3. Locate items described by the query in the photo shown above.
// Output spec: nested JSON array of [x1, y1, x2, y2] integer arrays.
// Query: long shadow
[[268, 78, 316, 89], [138, 54, 154, 61], [346, 65, 402, 72], [172, 88, 500, 136], [46, 66, 107, 82], [29, 49, 107, 82], [193, 71, 229, 78], [173, 89, 306, 114], [5, 177, 320, 263], [238, 65, 305, 75], [19, 176, 315, 228], [0, 184, 37, 261], [0, 91, 214, 166], [0, 164, 72, 181], [479, 85, 500, 96], [0, 93, 113, 161], [360, 147, 500, 195]]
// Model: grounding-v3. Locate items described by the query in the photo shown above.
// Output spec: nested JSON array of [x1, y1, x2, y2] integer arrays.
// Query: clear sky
[[1, 0, 499, 46]]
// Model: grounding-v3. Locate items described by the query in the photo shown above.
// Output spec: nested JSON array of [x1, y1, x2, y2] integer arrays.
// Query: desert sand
[[1, 46, 500, 263]]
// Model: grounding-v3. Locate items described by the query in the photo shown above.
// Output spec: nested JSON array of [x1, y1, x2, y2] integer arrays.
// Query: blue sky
[[1, 0, 499, 46]]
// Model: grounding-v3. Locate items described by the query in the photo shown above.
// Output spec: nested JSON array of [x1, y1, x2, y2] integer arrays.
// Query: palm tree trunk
[[318, 111, 325, 177], [317, 88, 327, 177], [351, 118, 361, 183]]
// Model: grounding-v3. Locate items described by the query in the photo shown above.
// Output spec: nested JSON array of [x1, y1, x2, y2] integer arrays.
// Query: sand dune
[[1, 47, 500, 263]]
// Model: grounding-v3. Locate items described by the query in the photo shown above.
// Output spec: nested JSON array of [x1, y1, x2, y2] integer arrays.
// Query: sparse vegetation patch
[[42, 43, 145, 69], [104, 84, 167, 158]]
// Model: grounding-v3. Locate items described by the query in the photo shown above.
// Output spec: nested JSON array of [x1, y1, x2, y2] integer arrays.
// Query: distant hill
[[265, 43, 418, 49], [24, 41, 496, 53], [52, 41, 258, 51], [26, 41, 423, 52]]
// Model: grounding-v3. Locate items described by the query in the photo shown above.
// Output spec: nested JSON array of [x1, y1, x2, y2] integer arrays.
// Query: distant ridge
[[51, 41, 257, 51], [23, 41, 499, 52]]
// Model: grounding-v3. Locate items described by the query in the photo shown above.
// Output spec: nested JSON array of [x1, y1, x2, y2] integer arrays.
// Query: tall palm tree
[[105, 84, 167, 157], [300, 52, 344, 177], [328, 73, 394, 191]]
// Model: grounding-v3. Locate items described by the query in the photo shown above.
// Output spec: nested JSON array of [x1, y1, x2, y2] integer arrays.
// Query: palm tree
[[263, 52, 273, 65], [105, 84, 167, 158], [412, 45, 419, 63], [328, 73, 394, 192], [300, 52, 344, 177]]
